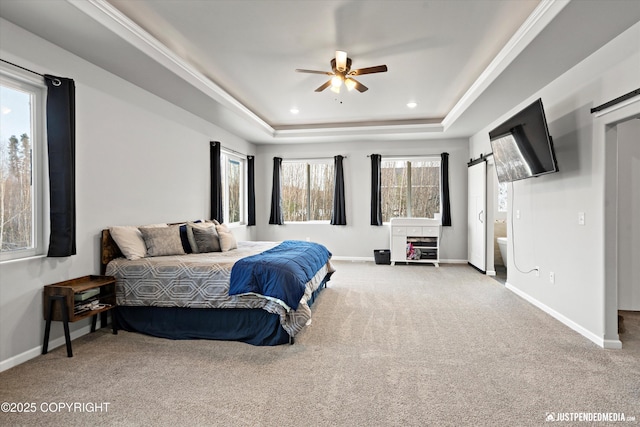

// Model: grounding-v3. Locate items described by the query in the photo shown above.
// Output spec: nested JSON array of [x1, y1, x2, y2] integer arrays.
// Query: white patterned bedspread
[[105, 241, 334, 337]]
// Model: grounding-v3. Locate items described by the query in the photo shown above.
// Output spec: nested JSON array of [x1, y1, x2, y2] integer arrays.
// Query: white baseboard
[[505, 282, 621, 349], [331, 256, 469, 265], [486, 270, 497, 276], [331, 256, 375, 262], [0, 324, 93, 373], [602, 339, 623, 349]]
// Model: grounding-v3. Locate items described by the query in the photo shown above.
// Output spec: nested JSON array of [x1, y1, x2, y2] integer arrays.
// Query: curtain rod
[[1, 59, 62, 86], [367, 154, 441, 158], [211, 141, 252, 159], [1, 58, 43, 77], [283, 155, 347, 161]]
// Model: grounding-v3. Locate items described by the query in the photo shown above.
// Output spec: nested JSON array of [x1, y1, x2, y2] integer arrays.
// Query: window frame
[[380, 156, 442, 224], [0, 66, 46, 262], [220, 150, 245, 226], [281, 158, 334, 223]]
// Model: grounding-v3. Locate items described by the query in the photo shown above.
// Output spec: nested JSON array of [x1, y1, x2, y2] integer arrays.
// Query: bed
[[100, 225, 334, 345]]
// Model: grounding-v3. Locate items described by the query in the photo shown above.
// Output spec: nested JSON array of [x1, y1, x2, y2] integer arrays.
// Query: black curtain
[[370, 154, 382, 226], [247, 155, 256, 226], [210, 141, 223, 222], [45, 75, 76, 257], [268, 157, 283, 225], [441, 152, 452, 226], [330, 155, 346, 225]]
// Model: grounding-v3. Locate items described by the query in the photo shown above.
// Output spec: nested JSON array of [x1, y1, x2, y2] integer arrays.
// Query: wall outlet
[[535, 267, 540, 277], [516, 210, 521, 219], [549, 272, 555, 284]]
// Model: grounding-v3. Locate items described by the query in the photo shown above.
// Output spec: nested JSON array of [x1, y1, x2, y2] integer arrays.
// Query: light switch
[[578, 212, 585, 225]]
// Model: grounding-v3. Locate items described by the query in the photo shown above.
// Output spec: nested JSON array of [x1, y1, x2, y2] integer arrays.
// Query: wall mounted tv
[[489, 98, 558, 183]]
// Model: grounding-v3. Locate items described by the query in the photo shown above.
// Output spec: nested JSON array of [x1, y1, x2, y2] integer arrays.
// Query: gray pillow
[[139, 225, 185, 257], [191, 225, 221, 253]]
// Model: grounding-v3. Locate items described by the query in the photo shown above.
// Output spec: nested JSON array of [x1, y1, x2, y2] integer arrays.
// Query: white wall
[[254, 139, 469, 261], [469, 21, 640, 347], [0, 19, 254, 370]]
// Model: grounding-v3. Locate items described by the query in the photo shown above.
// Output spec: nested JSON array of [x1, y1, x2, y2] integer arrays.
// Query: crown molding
[[67, 0, 564, 143], [273, 120, 444, 140], [442, 0, 570, 131], [69, 0, 275, 137]]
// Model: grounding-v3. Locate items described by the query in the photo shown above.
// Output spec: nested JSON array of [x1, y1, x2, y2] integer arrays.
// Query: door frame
[[599, 95, 640, 347], [467, 157, 487, 273]]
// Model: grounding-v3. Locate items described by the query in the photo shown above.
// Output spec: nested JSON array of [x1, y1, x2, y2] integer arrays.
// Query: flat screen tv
[[489, 98, 558, 183]]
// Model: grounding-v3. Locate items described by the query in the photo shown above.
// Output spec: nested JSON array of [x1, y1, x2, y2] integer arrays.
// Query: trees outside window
[[221, 152, 244, 224], [1, 74, 44, 261], [381, 158, 440, 223], [281, 161, 334, 222]]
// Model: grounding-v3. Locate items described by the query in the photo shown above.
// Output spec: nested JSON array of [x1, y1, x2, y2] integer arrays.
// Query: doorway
[[602, 97, 640, 347], [616, 117, 640, 342]]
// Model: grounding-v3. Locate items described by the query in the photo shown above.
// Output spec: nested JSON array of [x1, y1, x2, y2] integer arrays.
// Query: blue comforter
[[229, 240, 331, 310]]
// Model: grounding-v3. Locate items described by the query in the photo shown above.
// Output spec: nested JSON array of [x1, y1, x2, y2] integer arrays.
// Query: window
[[498, 182, 508, 212], [381, 158, 441, 223], [221, 152, 244, 224], [281, 160, 334, 222], [0, 70, 45, 261]]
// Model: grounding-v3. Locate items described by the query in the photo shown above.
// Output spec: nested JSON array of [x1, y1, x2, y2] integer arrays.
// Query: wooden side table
[[42, 275, 117, 357]]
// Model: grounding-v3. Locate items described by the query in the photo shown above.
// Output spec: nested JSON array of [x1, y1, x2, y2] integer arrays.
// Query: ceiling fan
[[295, 51, 388, 93]]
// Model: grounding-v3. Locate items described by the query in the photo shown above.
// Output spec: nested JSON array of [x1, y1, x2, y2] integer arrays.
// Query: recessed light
[[407, 102, 417, 109], [290, 108, 299, 114]]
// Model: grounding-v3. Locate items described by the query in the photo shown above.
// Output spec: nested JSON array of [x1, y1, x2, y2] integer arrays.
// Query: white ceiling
[[1, 0, 639, 144]]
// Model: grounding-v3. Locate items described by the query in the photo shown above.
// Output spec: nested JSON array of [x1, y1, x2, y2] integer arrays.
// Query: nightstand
[[42, 275, 117, 357]]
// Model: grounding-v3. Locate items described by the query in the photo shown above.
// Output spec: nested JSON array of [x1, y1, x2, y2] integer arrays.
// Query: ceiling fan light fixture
[[345, 78, 357, 91], [335, 50, 347, 72], [296, 51, 386, 94]]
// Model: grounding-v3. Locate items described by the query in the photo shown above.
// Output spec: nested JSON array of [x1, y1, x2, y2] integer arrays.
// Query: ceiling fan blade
[[349, 78, 368, 93], [349, 65, 388, 76], [315, 80, 332, 92], [296, 69, 333, 75]]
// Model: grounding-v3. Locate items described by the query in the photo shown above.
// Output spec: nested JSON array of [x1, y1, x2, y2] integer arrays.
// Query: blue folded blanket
[[229, 240, 331, 310]]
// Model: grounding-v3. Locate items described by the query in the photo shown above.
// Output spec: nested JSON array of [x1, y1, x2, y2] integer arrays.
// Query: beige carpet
[[1, 261, 638, 426]]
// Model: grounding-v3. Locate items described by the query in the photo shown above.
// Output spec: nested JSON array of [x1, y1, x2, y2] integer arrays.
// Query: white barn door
[[468, 160, 487, 272]]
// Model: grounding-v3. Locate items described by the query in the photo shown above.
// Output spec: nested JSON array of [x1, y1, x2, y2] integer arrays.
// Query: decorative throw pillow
[[187, 222, 220, 253], [139, 225, 185, 257], [109, 223, 167, 260], [215, 224, 237, 252], [191, 226, 222, 253], [179, 220, 202, 253]]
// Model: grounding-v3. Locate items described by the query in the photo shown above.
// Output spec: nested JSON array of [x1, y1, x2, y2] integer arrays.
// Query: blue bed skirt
[[113, 276, 330, 346]]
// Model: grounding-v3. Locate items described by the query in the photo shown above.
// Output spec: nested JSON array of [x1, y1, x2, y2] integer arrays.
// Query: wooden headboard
[[101, 229, 123, 275]]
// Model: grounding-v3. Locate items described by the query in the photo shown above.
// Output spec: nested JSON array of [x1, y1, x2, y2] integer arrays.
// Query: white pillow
[[109, 223, 167, 260], [215, 224, 237, 252]]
